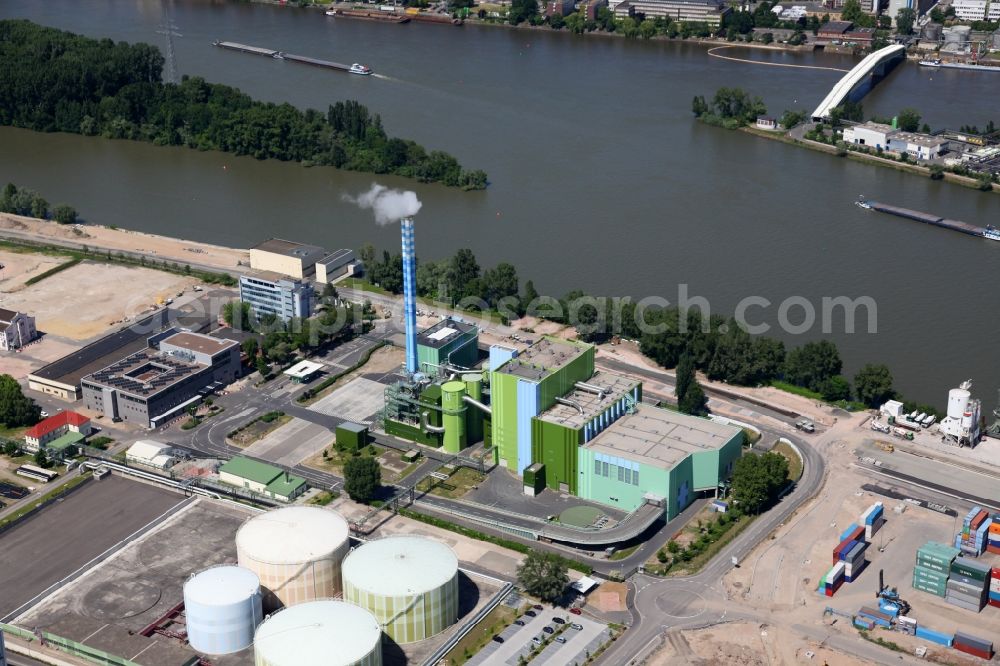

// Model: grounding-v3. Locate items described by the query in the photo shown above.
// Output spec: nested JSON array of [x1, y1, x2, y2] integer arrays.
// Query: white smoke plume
[[343, 183, 422, 225]]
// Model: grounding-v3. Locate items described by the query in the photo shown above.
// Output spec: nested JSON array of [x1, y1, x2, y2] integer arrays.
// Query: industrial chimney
[[401, 218, 418, 374]]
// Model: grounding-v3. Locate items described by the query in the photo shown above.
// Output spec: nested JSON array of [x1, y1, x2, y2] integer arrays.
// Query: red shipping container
[[954, 643, 991, 660], [990, 599, 1000, 608], [846, 526, 865, 544], [833, 539, 855, 564], [970, 510, 988, 531]]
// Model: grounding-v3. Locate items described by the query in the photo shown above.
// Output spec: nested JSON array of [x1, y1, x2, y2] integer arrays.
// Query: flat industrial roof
[[584, 404, 741, 470], [83, 350, 207, 399], [251, 238, 325, 259], [418, 317, 477, 349], [29, 309, 175, 387], [161, 331, 237, 356], [284, 360, 324, 378], [537, 370, 640, 430], [316, 249, 354, 266], [496, 337, 589, 380], [240, 269, 298, 284]]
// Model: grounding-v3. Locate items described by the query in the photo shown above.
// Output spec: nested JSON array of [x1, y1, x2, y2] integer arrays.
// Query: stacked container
[[953, 632, 993, 660], [857, 606, 892, 628], [956, 507, 990, 556], [861, 502, 885, 539], [843, 541, 868, 582], [840, 523, 865, 545], [989, 567, 1000, 609], [823, 561, 845, 597], [912, 542, 960, 597], [987, 517, 1000, 555], [946, 557, 990, 612], [915, 626, 954, 647]]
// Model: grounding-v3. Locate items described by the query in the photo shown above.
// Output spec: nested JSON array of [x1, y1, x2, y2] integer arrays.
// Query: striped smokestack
[[401, 218, 418, 374]]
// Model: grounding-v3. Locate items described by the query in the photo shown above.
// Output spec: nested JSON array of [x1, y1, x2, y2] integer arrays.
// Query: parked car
[[492, 636, 504, 644], [794, 419, 815, 433], [39, 411, 49, 418], [543, 627, 554, 634], [571, 623, 583, 630], [532, 637, 543, 645], [569, 608, 582, 615], [525, 610, 537, 617], [556, 636, 567, 644], [514, 619, 525, 626], [552, 617, 565, 624], [533, 604, 543, 610]]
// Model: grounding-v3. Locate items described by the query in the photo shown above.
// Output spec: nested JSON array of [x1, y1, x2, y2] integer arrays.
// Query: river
[[1, 0, 999, 407]]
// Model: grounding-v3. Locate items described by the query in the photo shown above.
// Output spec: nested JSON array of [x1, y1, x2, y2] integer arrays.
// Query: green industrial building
[[489, 336, 743, 520], [416, 317, 478, 374]]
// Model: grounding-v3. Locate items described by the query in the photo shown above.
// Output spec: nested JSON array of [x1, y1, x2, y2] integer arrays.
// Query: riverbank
[[269, 0, 821, 54], [742, 126, 999, 193], [0, 213, 250, 272]]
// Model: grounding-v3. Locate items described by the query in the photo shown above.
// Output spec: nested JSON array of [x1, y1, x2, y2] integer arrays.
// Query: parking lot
[[467, 606, 609, 666]]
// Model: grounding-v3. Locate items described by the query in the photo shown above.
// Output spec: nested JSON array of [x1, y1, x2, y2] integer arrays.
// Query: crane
[[876, 569, 911, 617]]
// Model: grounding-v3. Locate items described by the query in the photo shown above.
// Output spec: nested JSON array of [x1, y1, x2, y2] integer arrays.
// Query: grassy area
[[343, 277, 391, 295], [308, 490, 340, 506], [417, 466, 484, 499], [0, 425, 27, 440], [742, 427, 761, 446], [609, 544, 641, 561], [0, 473, 91, 531], [669, 512, 756, 576], [772, 440, 803, 481], [770, 380, 823, 401], [444, 604, 518, 665]]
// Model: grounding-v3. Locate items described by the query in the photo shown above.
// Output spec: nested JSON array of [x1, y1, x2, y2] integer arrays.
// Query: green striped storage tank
[[441, 381, 467, 454], [463, 373, 484, 444]]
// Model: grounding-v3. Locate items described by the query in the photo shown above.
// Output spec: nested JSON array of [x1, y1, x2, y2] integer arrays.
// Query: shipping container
[[915, 626, 953, 646], [951, 557, 990, 581], [857, 606, 893, 627], [944, 595, 985, 612]]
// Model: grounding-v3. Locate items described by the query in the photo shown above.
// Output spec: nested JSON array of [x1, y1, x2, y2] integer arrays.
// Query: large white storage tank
[[342, 535, 459, 644], [236, 506, 350, 610], [184, 565, 263, 655], [948, 388, 971, 419], [254, 600, 382, 666]]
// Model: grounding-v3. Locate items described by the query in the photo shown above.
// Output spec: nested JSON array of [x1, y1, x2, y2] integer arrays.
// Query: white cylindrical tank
[[184, 565, 263, 655], [236, 506, 350, 611], [342, 536, 459, 644], [254, 600, 382, 666], [947, 388, 970, 419]]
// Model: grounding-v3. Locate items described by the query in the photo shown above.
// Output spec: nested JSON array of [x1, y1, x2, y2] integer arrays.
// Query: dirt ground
[[0, 212, 248, 271], [0, 261, 198, 340], [647, 623, 877, 666], [0, 248, 65, 292]]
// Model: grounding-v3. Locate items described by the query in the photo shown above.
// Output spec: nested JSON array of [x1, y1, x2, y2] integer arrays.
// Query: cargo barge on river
[[213, 41, 372, 75], [856, 197, 1000, 241]]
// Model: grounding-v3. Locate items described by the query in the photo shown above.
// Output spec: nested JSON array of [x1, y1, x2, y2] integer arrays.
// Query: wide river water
[[2, 0, 999, 406]]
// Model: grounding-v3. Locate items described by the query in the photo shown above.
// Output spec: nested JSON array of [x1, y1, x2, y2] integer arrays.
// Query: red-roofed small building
[[24, 411, 92, 451]]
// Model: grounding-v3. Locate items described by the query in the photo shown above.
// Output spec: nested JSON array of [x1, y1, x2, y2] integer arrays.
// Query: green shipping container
[[916, 557, 951, 574], [913, 565, 949, 583], [951, 558, 989, 582]]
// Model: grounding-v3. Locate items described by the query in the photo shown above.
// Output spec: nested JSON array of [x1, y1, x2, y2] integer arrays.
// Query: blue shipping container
[[915, 626, 954, 647], [840, 523, 859, 542]]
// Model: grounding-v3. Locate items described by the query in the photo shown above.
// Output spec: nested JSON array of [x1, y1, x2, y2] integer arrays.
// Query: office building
[[239, 272, 313, 322]]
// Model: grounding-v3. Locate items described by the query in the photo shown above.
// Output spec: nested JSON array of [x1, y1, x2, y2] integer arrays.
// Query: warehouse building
[[239, 272, 313, 322], [81, 330, 240, 428], [613, 0, 730, 24], [417, 317, 479, 375], [125, 440, 178, 469], [0, 308, 37, 351], [218, 457, 307, 502], [249, 239, 326, 280], [576, 405, 743, 518], [23, 411, 93, 453], [315, 249, 356, 284]]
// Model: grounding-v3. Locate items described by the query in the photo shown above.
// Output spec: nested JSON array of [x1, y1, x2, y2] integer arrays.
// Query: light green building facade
[[576, 405, 743, 519]]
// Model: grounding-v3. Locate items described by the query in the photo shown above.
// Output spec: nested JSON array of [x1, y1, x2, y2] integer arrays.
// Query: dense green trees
[[675, 354, 708, 416], [782, 341, 842, 393], [508, 0, 539, 24], [854, 363, 895, 407], [694, 88, 767, 128], [0, 183, 52, 219], [0, 374, 40, 427], [0, 20, 486, 189], [897, 107, 921, 132], [895, 7, 916, 34], [731, 451, 789, 514], [516, 550, 569, 602], [344, 455, 381, 503]]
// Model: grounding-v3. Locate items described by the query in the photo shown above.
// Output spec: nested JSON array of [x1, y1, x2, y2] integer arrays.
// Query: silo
[[463, 373, 484, 443], [948, 388, 971, 419], [342, 536, 459, 644], [254, 600, 381, 666], [236, 506, 350, 611], [184, 565, 263, 655], [441, 381, 467, 453]]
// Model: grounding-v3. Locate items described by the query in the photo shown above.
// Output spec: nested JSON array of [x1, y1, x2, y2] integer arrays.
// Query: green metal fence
[[1, 622, 142, 666]]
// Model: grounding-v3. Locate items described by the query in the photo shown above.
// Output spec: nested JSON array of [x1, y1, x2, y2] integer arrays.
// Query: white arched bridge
[[811, 44, 906, 121]]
